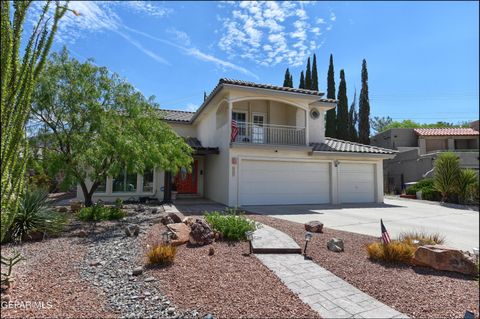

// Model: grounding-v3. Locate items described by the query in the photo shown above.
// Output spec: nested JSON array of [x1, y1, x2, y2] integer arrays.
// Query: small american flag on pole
[[380, 219, 391, 244], [231, 119, 239, 142]]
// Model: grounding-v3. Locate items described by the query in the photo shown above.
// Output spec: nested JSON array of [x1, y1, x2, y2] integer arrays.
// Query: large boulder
[[166, 223, 191, 246], [327, 238, 344, 252], [305, 221, 324, 233], [413, 245, 478, 276], [189, 219, 214, 246]]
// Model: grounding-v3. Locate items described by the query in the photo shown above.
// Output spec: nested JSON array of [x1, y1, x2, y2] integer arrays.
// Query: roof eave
[[310, 151, 397, 159]]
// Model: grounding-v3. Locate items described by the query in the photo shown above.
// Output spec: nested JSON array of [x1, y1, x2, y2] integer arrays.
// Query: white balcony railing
[[232, 122, 306, 146]]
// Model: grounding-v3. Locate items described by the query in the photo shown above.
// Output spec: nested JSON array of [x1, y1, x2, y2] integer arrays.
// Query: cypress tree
[[336, 69, 349, 140], [358, 59, 371, 144], [348, 89, 358, 142], [311, 53, 318, 91], [203, 91, 207, 101], [289, 74, 293, 88], [305, 57, 311, 90], [283, 68, 292, 87], [299, 71, 305, 89], [325, 54, 337, 138]]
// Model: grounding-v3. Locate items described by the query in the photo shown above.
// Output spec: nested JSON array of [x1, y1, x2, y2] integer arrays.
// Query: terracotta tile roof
[[413, 128, 479, 136], [311, 138, 397, 154], [219, 78, 332, 99], [159, 109, 195, 122]]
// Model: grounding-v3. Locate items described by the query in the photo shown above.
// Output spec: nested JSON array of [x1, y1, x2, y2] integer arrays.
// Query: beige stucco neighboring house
[[371, 126, 479, 193], [77, 78, 396, 206]]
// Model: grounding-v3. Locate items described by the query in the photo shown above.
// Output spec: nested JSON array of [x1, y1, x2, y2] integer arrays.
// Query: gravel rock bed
[[77, 208, 201, 319], [1, 238, 114, 318], [249, 214, 480, 319], [143, 221, 320, 319]]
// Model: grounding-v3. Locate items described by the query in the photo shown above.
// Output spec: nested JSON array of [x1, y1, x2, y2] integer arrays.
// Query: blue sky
[[30, 1, 479, 123]]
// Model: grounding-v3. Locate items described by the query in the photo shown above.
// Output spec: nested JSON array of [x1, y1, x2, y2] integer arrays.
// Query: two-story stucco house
[[77, 78, 396, 206]]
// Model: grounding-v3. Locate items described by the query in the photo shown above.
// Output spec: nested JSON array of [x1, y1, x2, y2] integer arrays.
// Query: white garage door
[[338, 163, 375, 203], [239, 160, 330, 205]]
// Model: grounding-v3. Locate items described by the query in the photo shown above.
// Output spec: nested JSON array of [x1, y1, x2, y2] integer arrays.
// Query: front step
[[251, 223, 302, 254]]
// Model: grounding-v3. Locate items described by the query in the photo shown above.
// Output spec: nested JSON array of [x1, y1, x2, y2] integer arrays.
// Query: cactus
[[0, 1, 69, 241], [1, 251, 23, 288]]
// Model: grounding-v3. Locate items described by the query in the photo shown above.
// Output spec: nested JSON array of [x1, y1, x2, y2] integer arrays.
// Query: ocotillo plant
[[0, 1, 70, 241]]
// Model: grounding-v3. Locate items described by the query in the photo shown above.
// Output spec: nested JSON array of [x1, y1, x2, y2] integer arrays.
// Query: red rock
[[413, 245, 478, 276], [167, 223, 191, 246]]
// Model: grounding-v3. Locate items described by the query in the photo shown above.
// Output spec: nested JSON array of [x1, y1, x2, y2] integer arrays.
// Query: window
[[95, 179, 107, 193], [113, 170, 137, 193], [232, 111, 247, 142], [310, 108, 320, 120], [143, 170, 154, 193]]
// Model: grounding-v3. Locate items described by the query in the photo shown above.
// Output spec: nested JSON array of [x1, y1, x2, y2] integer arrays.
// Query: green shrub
[[457, 169, 479, 204], [434, 152, 461, 202], [77, 204, 125, 221], [147, 244, 177, 266], [6, 190, 67, 242], [205, 209, 257, 241], [405, 178, 435, 196], [398, 230, 445, 246], [420, 187, 441, 201], [366, 241, 416, 264]]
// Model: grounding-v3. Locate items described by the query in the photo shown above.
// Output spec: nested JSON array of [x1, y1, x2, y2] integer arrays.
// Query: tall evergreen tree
[[325, 54, 337, 138], [336, 69, 349, 140], [299, 71, 305, 89], [358, 59, 371, 144], [311, 53, 319, 91], [305, 57, 312, 90], [289, 74, 293, 88], [283, 68, 293, 87], [348, 89, 358, 142], [203, 91, 207, 101]]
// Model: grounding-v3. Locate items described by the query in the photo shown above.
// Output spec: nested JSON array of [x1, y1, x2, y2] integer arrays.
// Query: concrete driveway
[[244, 197, 479, 252]]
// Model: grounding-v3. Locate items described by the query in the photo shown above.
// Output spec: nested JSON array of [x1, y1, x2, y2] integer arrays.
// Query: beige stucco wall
[[169, 122, 197, 137]]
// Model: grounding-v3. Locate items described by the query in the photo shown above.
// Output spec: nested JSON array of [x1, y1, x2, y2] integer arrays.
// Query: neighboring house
[[371, 127, 480, 193], [77, 78, 396, 206]]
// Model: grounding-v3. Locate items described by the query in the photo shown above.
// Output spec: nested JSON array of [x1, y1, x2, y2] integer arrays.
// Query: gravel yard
[[249, 214, 480, 319], [1, 238, 115, 318], [143, 222, 320, 319]]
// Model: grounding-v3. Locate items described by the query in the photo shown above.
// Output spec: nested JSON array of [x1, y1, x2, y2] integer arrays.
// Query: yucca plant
[[433, 152, 461, 202], [456, 169, 478, 204], [6, 190, 67, 242]]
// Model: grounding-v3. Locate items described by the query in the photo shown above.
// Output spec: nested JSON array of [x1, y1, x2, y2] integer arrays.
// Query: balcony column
[[228, 99, 233, 143], [305, 107, 309, 145]]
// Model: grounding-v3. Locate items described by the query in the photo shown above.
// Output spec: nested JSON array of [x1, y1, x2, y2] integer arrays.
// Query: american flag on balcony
[[380, 219, 391, 244], [231, 119, 239, 142]]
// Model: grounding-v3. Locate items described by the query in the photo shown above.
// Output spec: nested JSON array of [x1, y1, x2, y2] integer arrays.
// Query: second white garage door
[[338, 163, 375, 203], [239, 159, 330, 205]]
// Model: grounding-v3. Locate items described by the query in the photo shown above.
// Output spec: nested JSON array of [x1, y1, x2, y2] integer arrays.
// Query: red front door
[[175, 160, 198, 194]]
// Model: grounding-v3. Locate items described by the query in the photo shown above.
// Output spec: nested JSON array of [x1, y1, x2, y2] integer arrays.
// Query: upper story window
[[310, 108, 320, 120]]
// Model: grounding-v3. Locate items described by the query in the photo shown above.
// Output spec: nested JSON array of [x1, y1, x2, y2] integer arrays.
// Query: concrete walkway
[[245, 197, 479, 251], [252, 223, 408, 318], [251, 224, 301, 253]]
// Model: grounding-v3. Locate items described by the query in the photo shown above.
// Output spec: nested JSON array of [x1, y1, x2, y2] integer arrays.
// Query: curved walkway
[[253, 223, 408, 318]]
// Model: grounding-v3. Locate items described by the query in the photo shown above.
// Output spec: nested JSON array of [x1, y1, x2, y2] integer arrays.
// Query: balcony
[[232, 122, 306, 146]]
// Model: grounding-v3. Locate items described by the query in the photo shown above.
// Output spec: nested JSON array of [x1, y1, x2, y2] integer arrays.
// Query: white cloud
[[218, 1, 331, 66], [123, 1, 172, 17], [185, 103, 198, 112], [330, 12, 336, 21], [166, 27, 191, 46], [114, 30, 170, 65], [124, 26, 259, 79]]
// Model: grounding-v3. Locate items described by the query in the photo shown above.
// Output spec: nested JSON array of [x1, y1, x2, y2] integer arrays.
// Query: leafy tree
[[1, 1, 70, 241], [299, 71, 305, 89], [358, 59, 371, 144], [370, 116, 393, 133], [305, 57, 312, 91], [381, 119, 472, 131], [311, 53, 318, 91], [30, 49, 193, 206], [283, 68, 292, 87], [433, 152, 461, 202], [325, 54, 336, 138], [348, 89, 359, 142], [336, 70, 349, 140]]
